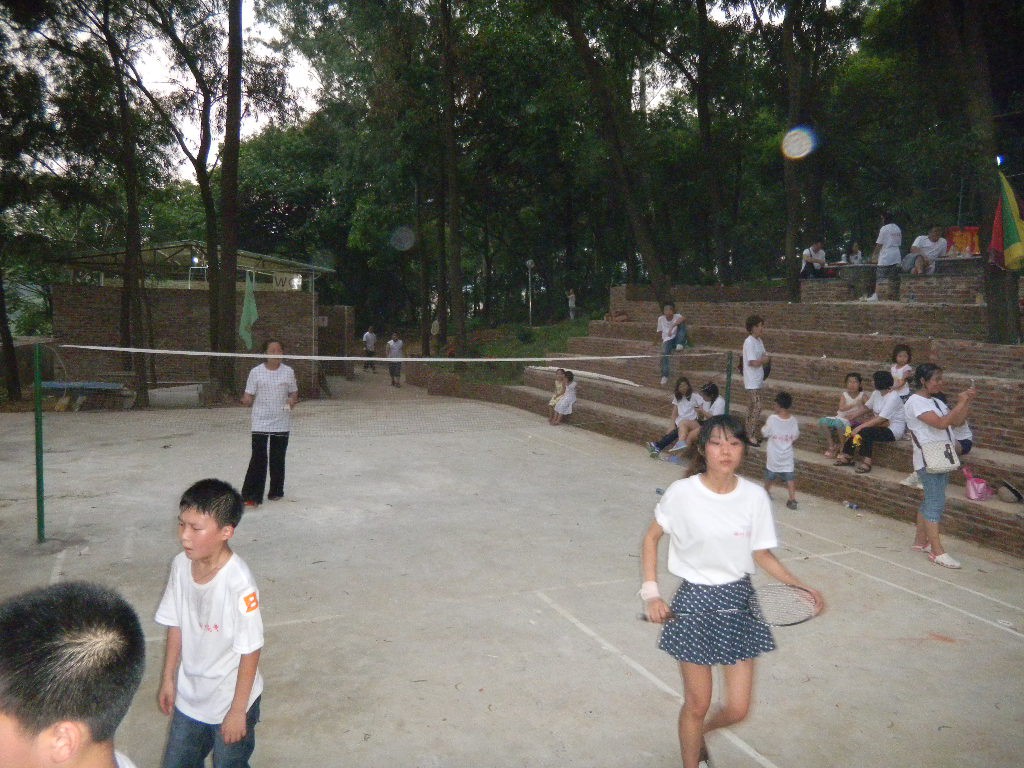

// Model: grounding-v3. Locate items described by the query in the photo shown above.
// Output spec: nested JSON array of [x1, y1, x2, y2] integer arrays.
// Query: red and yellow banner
[[991, 171, 1024, 272]]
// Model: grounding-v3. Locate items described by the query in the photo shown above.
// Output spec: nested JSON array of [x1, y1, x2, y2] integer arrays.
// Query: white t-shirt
[[891, 364, 914, 397], [742, 335, 766, 390], [386, 339, 404, 358], [362, 331, 377, 351], [245, 364, 298, 433], [657, 314, 684, 342], [704, 396, 726, 417], [876, 222, 902, 266], [874, 390, 906, 439], [802, 247, 825, 271], [116, 752, 139, 768], [912, 235, 946, 264], [655, 475, 778, 585], [673, 392, 706, 424], [905, 394, 954, 471], [762, 413, 800, 473], [155, 552, 265, 725]]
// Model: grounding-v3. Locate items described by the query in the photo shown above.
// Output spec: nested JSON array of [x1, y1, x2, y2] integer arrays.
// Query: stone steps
[[523, 367, 1024, 493], [502, 379, 1024, 558], [560, 337, 1024, 455]]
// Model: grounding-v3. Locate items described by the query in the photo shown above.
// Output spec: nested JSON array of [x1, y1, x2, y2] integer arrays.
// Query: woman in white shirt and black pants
[[905, 363, 976, 569], [640, 415, 822, 768]]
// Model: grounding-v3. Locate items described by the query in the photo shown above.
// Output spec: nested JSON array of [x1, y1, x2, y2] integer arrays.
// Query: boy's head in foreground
[[0, 582, 144, 767], [178, 479, 245, 561]]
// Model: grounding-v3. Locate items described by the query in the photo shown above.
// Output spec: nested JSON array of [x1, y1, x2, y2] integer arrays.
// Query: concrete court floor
[[1, 372, 1023, 768]]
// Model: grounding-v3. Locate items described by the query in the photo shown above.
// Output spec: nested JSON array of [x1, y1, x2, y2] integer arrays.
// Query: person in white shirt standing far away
[[241, 339, 299, 507]]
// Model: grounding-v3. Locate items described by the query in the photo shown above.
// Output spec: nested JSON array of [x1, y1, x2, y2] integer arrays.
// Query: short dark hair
[[0, 582, 145, 742], [872, 370, 895, 390], [891, 344, 912, 363], [687, 414, 749, 477], [564, 370, 574, 382], [913, 363, 942, 390], [264, 338, 282, 351], [179, 478, 244, 528], [745, 315, 764, 333], [775, 391, 793, 409], [699, 382, 719, 401], [845, 372, 863, 391]]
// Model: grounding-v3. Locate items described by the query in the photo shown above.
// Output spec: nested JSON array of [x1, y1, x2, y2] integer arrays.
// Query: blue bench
[[41, 381, 133, 411]]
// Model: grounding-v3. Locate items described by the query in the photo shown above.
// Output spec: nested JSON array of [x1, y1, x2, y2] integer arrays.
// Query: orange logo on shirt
[[243, 592, 259, 613]]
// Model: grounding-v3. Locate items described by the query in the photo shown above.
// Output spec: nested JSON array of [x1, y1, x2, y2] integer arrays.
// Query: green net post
[[34, 343, 45, 543], [724, 351, 733, 415]]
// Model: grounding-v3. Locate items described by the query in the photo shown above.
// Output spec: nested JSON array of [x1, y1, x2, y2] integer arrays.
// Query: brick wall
[[620, 282, 790, 303], [317, 305, 355, 378], [609, 291, 989, 340], [799, 274, 985, 305], [51, 285, 323, 396]]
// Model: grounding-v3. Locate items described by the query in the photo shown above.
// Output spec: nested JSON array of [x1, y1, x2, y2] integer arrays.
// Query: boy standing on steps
[[742, 315, 771, 445], [656, 302, 688, 385], [157, 479, 264, 768], [763, 391, 800, 510]]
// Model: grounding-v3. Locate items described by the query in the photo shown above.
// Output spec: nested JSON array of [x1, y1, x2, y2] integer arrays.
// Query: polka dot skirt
[[658, 576, 776, 665]]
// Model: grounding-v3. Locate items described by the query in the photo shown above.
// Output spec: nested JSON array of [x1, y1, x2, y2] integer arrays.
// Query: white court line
[[776, 519, 1024, 614], [535, 591, 785, 768]]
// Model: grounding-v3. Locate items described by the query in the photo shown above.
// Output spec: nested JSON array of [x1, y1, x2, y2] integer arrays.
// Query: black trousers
[[242, 432, 289, 503], [654, 428, 679, 451], [842, 426, 894, 459]]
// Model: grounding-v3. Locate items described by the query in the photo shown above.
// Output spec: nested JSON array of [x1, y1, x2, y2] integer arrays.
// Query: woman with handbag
[[905, 363, 977, 568]]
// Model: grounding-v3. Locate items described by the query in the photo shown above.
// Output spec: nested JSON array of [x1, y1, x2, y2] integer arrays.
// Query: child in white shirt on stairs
[[763, 391, 800, 510]]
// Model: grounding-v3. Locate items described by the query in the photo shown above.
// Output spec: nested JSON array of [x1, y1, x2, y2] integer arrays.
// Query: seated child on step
[[697, 382, 726, 421], [648, 376, 705, 454], [818, 372, 869, 458], [547, 369, 566, 422], [550, 371, 576, 425]]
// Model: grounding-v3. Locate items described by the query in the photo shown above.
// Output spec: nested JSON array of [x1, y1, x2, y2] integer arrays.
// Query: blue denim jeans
[[917, 469, 949, 523], [659, 326, 688, 378], [161, 697, 261, 768]]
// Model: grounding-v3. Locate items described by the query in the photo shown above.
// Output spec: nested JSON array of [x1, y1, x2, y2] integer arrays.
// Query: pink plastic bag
[[963, 467, 995, 501]]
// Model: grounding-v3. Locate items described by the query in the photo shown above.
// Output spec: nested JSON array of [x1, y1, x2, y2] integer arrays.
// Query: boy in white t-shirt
[[157, 479, 265, 768], [656, 302, 688, 385], [362, 325, 377, 371], [864, 211, 902, 301], [742, 315, 771, 445], [0, 582, 145, 768], [908, 226, 947, 275], [241, 339, 299, 506], [762, 391, 800, 509]]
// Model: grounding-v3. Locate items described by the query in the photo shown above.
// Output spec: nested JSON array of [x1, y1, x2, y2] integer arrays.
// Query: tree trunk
[[0, 262, 22, 401], [781, 3, 804, 301], [103, 6, 149, 406], [415, 178, 431, 354], [440, 0, 466, 355], [216, 0, 243, 394], [930, 0, 1019, 341], [555, 0, 672, 304]]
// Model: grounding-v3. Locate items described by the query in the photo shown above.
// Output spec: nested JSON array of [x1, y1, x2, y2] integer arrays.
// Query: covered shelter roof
[[56, 240, 334, 279]]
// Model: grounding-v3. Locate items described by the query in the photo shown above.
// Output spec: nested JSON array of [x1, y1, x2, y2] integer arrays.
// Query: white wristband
[[639, 581, 660, 601]]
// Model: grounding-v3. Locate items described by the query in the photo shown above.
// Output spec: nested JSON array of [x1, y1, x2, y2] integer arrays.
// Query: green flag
[[238, 272, 258, 350]]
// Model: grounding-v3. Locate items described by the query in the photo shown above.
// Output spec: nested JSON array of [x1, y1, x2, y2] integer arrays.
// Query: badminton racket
[[639, 584, 821, 627]]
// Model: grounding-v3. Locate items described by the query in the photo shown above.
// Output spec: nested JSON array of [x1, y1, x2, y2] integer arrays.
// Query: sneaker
[[668, 441, 687, 452], [660, 376, 668, 385], [786, 499, 798, 510], [900, 473, 922, 488], [930, 552, 961, 569], [268, 495, 283, 501], [864, 293, 879, 302], [647, 442, 660, 456]]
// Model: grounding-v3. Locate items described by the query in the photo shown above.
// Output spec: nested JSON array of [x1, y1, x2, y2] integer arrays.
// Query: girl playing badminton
[[640, 415, 822, 768]]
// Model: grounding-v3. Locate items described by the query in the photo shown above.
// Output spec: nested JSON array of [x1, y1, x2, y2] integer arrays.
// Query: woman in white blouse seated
[[833, 370, 905, 474]]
